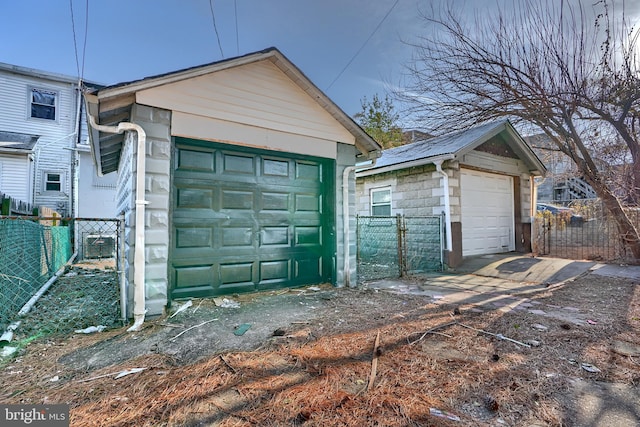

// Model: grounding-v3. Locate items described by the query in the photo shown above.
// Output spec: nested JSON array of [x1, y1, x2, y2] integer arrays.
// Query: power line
[[68, 0, 89, 80], [81, 0, 89, 79], [326, 0, 399, 92], [69, 0, 80, 77], [209, 0, 224, 58], [234, 0, 239, 55]]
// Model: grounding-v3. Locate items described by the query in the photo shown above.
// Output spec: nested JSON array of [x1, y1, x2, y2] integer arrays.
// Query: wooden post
[[1, 197, 10, 215]]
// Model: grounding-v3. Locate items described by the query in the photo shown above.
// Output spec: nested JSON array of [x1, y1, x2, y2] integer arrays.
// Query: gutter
[[86, 112, 148, 332]]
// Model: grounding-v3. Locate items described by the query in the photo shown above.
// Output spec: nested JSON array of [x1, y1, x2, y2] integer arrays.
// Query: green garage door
[[170, 138, 335, 299]]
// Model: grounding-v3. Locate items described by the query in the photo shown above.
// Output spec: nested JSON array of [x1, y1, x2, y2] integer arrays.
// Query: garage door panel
[[176, 148, 216, 173], [223, 153, 255, 174], [174, 265, 215, 289], [259, 260, 291, 284], [461, 170, 514, 256], [171, 139, 332, 298], [261, 192, 290, 211]]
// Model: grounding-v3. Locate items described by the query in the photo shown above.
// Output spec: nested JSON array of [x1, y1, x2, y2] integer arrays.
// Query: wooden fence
[[0, 191, 34, 215]]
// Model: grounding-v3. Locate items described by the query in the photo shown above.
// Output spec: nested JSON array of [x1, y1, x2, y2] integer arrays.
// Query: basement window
[[371, 187, 392, 216], [30, 88, 57, 120], [45, 172, 62, 192]]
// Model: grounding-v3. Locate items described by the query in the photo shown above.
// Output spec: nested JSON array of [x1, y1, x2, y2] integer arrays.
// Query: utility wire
[[81, 0, 89, 79], [209, 0, 225, 58], [234, 0, 239, 55], [326, 0, 399, 91], [69, 0, 89, 80], [69, 0, 80, 78]]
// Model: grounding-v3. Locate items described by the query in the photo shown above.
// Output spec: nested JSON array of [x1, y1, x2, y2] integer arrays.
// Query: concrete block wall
[[356, 164, 444, 217], [127, 104, 172, 317]]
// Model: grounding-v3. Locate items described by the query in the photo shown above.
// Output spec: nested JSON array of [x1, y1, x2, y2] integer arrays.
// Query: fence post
[[1, 197, 9, 215], [396, 214, 405, 277]]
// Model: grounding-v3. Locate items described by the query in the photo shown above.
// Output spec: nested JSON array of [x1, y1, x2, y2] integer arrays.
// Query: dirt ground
[[1, 264, 639, 426]]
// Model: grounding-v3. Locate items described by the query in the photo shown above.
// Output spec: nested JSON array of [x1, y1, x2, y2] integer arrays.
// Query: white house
[[0, 62, 117, 218]]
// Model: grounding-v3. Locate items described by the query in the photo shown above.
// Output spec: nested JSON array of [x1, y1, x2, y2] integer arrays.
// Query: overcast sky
[[2, 1, 638, 121]]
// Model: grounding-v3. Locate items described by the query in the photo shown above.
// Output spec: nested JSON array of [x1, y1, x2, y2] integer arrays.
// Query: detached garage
[[356, 120, 545, 268], [85, 48, 380, 327]]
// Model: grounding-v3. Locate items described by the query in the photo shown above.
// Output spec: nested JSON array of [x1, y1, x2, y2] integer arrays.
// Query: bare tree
[[398, 0, 640, 260]]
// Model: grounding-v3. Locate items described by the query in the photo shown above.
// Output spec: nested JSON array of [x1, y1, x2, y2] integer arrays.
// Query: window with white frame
[[30, 88, 57, 120], [370, 187, 392, 216], [45, 172, 62, 192]]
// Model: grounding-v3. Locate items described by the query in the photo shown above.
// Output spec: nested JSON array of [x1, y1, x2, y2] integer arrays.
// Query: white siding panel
[[172, 112, 337, 159], [0, 154, 32, 202], [136, 60, 355, 145], [0, 69, 79, 214]]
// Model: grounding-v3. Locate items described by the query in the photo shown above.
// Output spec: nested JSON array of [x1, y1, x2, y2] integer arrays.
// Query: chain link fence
[[356, 215, 443, 282], [0, 217, 122, 338]]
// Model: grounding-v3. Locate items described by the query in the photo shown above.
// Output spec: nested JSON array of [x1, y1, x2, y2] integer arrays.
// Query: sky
[[2, 1, 639, 124], [2, 0, 431, 118]]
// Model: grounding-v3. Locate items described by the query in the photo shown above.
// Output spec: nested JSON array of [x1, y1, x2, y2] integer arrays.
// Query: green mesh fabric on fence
[[0, 219, 71, 330], [404, 216, 443, 274], [357, 216, 402, 281], [356, 215, 443, 283]]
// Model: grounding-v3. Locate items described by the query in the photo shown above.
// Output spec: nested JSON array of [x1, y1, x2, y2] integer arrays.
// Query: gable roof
[[0, 131, 39, 154], [357, 120, 545, 177], [86, 47, 381, 175]]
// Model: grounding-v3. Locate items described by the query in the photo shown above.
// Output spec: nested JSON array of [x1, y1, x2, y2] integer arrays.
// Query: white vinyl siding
[[136, 60, 355, 151], [0, 68, 78, 213], [0, 155, 32, 203]]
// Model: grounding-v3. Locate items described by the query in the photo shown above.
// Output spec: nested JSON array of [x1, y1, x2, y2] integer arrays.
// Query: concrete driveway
[[367, 254, 598, 318], [367, 253, 640, 427]]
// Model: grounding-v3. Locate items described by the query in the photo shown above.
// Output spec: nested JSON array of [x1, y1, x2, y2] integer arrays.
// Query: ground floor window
[[371, 187, 392, 216]]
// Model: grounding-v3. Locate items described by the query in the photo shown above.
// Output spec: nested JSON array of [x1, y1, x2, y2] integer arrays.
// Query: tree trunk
[[590, 178, 640, 261]]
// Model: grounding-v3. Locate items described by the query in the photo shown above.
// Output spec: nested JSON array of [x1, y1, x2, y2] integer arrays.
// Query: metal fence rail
[[534, 200, 640, 263], [356, 215, 443, 283], [0, 217, 122, 336]]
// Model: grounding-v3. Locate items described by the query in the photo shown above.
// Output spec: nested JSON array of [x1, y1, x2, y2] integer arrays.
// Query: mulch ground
[[1, 274, 639, 426]]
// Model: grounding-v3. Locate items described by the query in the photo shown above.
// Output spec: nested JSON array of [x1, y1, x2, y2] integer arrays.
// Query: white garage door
[[461, 169, 515, 256]]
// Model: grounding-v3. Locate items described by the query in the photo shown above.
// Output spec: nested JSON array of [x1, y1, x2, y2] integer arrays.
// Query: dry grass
[[1, 275, 639, 426]]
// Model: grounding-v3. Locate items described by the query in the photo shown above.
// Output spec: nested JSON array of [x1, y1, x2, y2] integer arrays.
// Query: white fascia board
[[356, 154, 456, 178]]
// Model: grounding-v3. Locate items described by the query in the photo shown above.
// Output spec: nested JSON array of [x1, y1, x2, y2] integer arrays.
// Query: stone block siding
[[124, 104, 171, 317], [356, 164, 445, 217]]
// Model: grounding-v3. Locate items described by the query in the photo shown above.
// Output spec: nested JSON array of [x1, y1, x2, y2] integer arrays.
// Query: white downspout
[[342, 155, 378, 287], [434, 160, 453, 252], [87, 114, 147, 332], [342, 165, 356, 288]]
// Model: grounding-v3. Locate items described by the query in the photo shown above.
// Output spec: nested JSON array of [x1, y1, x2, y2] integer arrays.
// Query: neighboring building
[[0, 62, 117, 217], [0, 130, 38, 204], [85, 48, 381, 321], [356, 120, 546, 267], [525, 134, 596, 202]]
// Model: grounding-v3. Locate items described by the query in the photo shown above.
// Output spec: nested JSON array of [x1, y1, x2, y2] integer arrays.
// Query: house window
[[371, 187, 392, 216], [45, 173, 62, 191], [30, 88, 57, 120]]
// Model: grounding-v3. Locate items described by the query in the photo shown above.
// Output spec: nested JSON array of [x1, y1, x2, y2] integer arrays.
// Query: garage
[[170, 138, 335, 299], [461, 169, 515, 256]]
